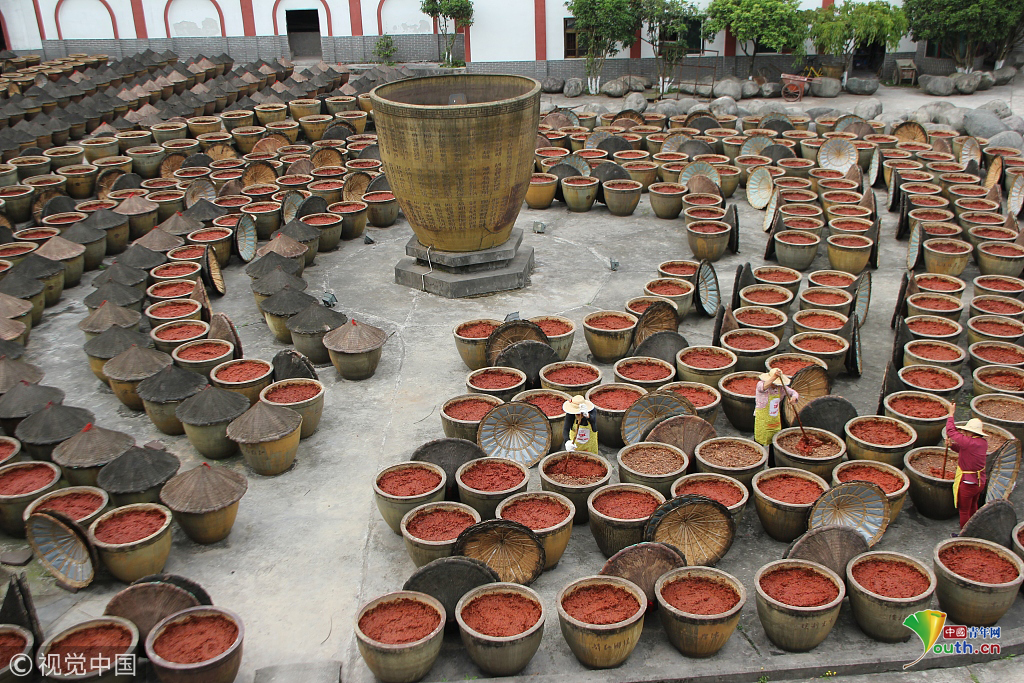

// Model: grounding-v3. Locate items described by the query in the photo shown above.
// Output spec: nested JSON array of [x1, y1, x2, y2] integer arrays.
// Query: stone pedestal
[[394, 229, 534, 298]]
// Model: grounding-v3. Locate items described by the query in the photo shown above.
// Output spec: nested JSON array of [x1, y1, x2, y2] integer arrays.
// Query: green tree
[[808, 1, 906, 81], [904, 0, 1019, 72], [566, 0, 641, 94], [705, 0, 808, 77], [420, 0, 475, 67], [638, 0, 710, 94], [990, 1, 1024, 68]]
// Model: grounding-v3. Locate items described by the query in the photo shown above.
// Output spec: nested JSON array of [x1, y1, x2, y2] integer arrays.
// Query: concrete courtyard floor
[[3, 81, 1024, 683]]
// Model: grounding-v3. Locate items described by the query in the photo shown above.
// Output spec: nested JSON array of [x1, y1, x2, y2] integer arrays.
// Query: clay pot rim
[[669, 472, 746, 508], [455, 582, 546, 642], [906, 292, 964, 313], [466, 366, 527, 392], [883, 390, 953, 423], [932, 537, 1024, 588], [539, 361, 602, 387], [686, 220, 730, 235], [585, 382, 648, 414], [644, 277, 693, 294], [677, 345, 738, 371], [355, 589, 446, 649], [649, 183, 686, 195], [716, 370, 764, 400], [798, 287, 851, 305], [582, 310, 637, 332], [210, 358, 273, 386], [974, 275, 1024, 292], [88, 502, 172, 549], [897, 364, 964, 391], [23, 485, 109, 523], [603, 179, 643, 191], [826, 234, 872, 248], [789, 331, 850, 356], [720, 328, 780, 353], [655, 566, 747, 621], [845, 550, 935, 603], [914, 273, 966, 292], [833, 459, 909, 498], [373, 461, 447, 501], [0, 461, 61, 501], [740, 284, 795, 304], [734, 306, 787, 328], [752, 467, 829, 509], [775, 230, 820, 246], [694, 436, 767, 472], [259, 378, 326, 407], [512, 388, 571, 418], [845, 415, 917, 448], [973, 364, 1024, 391], [772, 428, 845, 465], [971, 393, 1024, 424], [453, 318, 503, 340], [171, 338, 234, 363], [613, 356, 676, 383], [187, 228, 233, 242], [152, 262, 201, 277], [586, 482, 664, 523], [539, 450, 611, 490], [967, 315, 1024, 337], [979, 241, 1024, 257], [906, 339, 966, 363], [496, 490, 575, 534], [456, 456, 529, 496], [557, 574, 648, 630], [765, 353, 828, 374], [150, 319, 209, 343], [617, 441, 688, 481], [905, 314, 963, 337], [969, 227, 1017, 240], [527, 314, 576, 338], [145, 605, 245, 671], [441, 393, 503, 424]]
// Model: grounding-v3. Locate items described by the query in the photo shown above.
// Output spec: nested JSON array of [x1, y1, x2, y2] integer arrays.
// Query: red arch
[[376, 0, 386, 35], [55, 0, 119, 40], [164, 0, 227, 38], [272, 0, 333, 36], [0, 8, 12, 53]]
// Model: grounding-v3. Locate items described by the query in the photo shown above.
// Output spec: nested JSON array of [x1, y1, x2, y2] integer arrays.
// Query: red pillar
[[240, 0, 256, 35], [129, 0, 147, 38], [630, 29, 641, 58], [533, 0, 546, 61], [349, 0, 363, 35], [724, 28, 736, 57]]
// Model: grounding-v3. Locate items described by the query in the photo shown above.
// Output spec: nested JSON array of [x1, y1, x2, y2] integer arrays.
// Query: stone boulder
[[1009, 53, 1024, 68], [877, 113, 907, 131], [810, 77, 842, 98], [935, 107, 968, 132], [979, 99, 1013, 119], [622, 75, 647, 92], [994, 66, 1017, 86], [964, 108, 1009, 138], [696, 84, 714, 97], [853, 97, 882, 120], [910, 107, 933, 124], [741, 79, 761, 99], [952, 72, 981, 95], [760, 82, 782, 98], [923, 76, 955, 97], [977, 72, 995, 91], [563, 78, 584, 98], [540, 100, 555, 115], [623, 91, 648, 113], [845, 77, 879, 96], [541, 77, 564, 94], [601, 79, 628, 98], [806, 106, 842, 120], [1002, 115, 1024, 135], [710, 96, 739, 118], [760, 101, 791, 115], [917, 74, 934, 89], [712, 79, 743, 101], [987, 130, 1024, 151]]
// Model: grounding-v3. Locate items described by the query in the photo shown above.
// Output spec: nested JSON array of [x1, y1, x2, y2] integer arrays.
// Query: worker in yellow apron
[[562, 395, 598, 454]]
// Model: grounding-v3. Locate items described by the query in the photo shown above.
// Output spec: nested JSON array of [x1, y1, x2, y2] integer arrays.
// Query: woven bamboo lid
[[113, 195, 158, 216], [277, 218, 319, 243], [0, 357, 42, 393], [79, 208, 128, 232], [250, 268, 306, 297], [35, 236, 86, 261], [323, 319, 386, 354], [132, 228, 183, 253], [97, 446, 180, 494], [84, 327, 152, 360], [175, 386, 250, 427], [103, 345, 172, 383], [0, 275, 45, 300], [182, 199, 226, 223], [15, 403, 94, 446], [61, 222, 106, 245], [91, 262, 147, 289], [84, 282, 143, 310], [116, 244, 166, 271], [8, 254, 64, 280], [0, 318, 26, 343], [136, 365, 208, 404], [260, 287, 317, 317], [255, 234, 307, 260], [0, 381, 64, 420], [160, 463, 247, 514], [286, 302, 348, 335], [52, 423, 134, 468], [244, 252, 301, 280], [225, 401, 301, 444], [158, 212, 203, 237], [207, 313, 242, 357], [0, 293, 32, 319]]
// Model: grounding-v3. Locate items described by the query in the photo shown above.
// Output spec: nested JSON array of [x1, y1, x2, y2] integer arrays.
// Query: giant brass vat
[[371, 75, 541, 253]]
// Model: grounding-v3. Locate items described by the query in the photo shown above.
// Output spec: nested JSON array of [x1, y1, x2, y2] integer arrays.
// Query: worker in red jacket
[[944, 408, 988, 533]]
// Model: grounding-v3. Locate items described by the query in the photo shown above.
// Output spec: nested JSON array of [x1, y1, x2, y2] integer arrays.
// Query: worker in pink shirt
[[944, 407, 988, 533]]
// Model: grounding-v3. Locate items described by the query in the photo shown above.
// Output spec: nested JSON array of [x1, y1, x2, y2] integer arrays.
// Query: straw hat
[[757, 368, 790, 386], [562, 395, 595, 415], [961, 418, 986, 437]]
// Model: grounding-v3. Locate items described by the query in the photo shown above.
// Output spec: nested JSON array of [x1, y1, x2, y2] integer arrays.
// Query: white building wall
[[470, 2, 535, 62], [545, 0, 567, 59], [166, 0, 223, 37], [380, 0, 431, 36], [1, 0, 42, 49], [55, 0, 117, 39]]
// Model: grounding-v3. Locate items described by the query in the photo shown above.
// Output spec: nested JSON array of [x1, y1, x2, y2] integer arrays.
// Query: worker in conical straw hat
[[943, 407, 988, 534], [754, 367, 800, 447], [562, 395, 598, 454]]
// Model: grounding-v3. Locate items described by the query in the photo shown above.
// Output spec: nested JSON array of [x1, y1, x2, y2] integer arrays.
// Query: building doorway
[[286, 9, 322, 59]]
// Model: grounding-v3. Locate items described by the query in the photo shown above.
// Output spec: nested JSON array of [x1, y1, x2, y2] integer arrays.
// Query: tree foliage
[[705, 0, 808, 74], [420, 0, 475, 67], [904, 0, 1021, 71], [638, 0, 710, 93], [808, 1, 906, 76], [566, 0, 641, 93]]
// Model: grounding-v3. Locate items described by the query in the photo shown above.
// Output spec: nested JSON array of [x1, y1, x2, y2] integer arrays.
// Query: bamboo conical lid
[[255, 233, 307, 259], [51, 422, 134, 468], [0, 381, 64, 420], [286, 302, 348, 335], [0, 357, 43, 393], [160, 463, 247, 513], [15, 403, 94, 446], [225, 401, 301, 444], [323, 319, 387, 354], [96, 446, 180, 493], [132, 228, 183, 253], [84, 326, 152, 360], [113, 194, 158, 216], [8, 254, 64, 279], [35, 236, 85, 261], [136, 364, 208, 404], [0, 318, 26, 343], [78, 301, 141, 335], [91, 262, 147, 289], [158, 212, 203, 237], [84, 282, 143, 310], [0, 275, 44, 300], [175, 386, 250, 427], [103, 345, 172, 383], [259, 287, 317, 317], [116, 244, 166, 271], [244, 252, 301, 280], [250, 268, 306, 297], [0, 293, 32, 320]]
